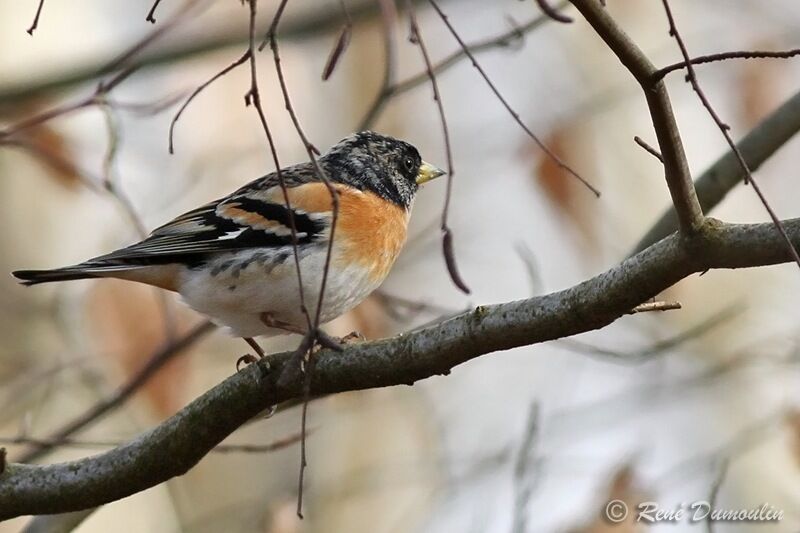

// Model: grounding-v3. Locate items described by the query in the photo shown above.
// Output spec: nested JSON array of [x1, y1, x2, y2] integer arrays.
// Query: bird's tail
[[12, 262, 133, 286]]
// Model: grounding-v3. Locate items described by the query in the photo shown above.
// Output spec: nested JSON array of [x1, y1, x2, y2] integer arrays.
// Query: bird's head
[[321, 131, 445, 209]]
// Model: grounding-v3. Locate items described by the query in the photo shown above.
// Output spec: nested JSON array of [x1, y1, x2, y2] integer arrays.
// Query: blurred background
[[1, 0, 800, 531]]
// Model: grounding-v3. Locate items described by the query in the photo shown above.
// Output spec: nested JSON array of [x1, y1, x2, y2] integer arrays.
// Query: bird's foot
[[236, 353, 259, 371], [236, 337, 271, 372]]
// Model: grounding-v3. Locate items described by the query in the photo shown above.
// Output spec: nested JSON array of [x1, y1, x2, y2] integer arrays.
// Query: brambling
[[13, 131, 445, 353]]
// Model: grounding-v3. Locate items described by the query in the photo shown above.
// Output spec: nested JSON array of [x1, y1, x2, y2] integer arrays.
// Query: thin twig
[[406, 2, 469, 294], [99, 101, 178, 341], [428, 0, 599, 197], [16, 321, 213, 463], [560, 305, 738, 363], [392, 4, 566, 98], [706, 457, 729, 533], [660, 0, 800, 270], [360, 6, 562, 129], [253, 0, 339, 517], [146, 0, 165, 23], [511, 402, 540, 533], [168, 51, 251, 154], [0, 67, 137, 142], [104, 0, 207, 74], [654, 48, 800, 82], [26, 0, 46, 35], [633, 135, 664, 163], [358, 0, 398, 130], [5, 3, 201, 142], [260, 0, 348, 516]]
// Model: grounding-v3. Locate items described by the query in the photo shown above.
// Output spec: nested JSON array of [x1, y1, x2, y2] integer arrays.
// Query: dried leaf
[[569, 464, 647, 533], [443, 228, 470, 294], [523, 122, 598, 250], [322, 24, 352, 81], [738, 39, 784, 127]]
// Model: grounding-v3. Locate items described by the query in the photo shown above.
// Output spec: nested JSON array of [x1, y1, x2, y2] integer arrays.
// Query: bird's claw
[[236, 353, 259, 371]]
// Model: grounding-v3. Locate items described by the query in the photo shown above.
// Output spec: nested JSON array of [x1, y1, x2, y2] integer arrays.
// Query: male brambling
[[13, 131, 445, 354]]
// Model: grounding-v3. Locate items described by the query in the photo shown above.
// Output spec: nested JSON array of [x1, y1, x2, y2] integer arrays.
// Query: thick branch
[[634, 88, 800, 253], [568, 0, 704, 233], [2, 218, 800, 518]]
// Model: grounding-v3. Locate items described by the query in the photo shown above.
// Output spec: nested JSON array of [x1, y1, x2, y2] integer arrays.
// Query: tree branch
[[2, 217, 800, 518], [568, 0, 704, 233], [0, 0, 420, 106], [634, 88, 800, 253]]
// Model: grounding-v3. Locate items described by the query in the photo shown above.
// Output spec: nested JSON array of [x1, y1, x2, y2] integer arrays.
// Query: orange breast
[[276, 183, 409, 282]]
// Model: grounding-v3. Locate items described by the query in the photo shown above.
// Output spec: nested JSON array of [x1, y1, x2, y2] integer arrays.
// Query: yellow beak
[[416, 161, 446, 185]]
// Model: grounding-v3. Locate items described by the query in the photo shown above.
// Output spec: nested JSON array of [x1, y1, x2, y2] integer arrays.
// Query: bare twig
[[633, 135, 663, 163], [146, 0, 165, 23], [654, 47, 800, 81], [356, 4, 567, 130], [511, 402, 540, 533], [358, 0, 398, 130], [560, 305, 738, 363], [98, 101, 178, 341], [5, 3, 201, 143], [17, 321, 213, 463], [0, 68, 137, 143], [429, 0, 600, 197], [659, 0, 800, 269], [406, 2, 469, 294], [390, 4, 567, 99], [26, 0, 46, 35], [706, 457, 730, 533], [168, 51, 251, 154], [628, 300, 681, 314], [257, 0, 345, 516], [1, 0, 408, 106]]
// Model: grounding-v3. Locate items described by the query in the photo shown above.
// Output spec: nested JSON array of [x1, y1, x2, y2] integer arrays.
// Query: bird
[[13, 131, 445, 357]]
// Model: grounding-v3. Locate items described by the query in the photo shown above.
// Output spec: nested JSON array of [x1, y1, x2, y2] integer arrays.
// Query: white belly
[[177, 247, 382, 338]]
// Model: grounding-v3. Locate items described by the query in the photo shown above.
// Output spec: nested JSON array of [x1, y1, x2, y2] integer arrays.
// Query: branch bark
[[2, 218, 800, 518]]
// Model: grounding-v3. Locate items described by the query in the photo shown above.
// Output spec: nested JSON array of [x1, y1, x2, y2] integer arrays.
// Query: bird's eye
[[403, 157, 415, 173]]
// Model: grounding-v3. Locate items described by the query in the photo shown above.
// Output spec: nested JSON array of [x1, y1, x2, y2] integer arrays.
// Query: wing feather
[[92, 165, 331, 265]]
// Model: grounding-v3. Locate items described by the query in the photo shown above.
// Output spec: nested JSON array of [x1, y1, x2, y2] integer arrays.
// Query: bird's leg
[[237, 337, 267, 371], [259, 312, 344, 352], [245, 337, 267, 358]]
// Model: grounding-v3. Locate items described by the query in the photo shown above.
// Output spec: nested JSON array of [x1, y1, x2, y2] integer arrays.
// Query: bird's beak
[[416, 161, 446, 185]]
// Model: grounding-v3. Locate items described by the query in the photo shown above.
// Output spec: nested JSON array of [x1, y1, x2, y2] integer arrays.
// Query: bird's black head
[[321, 131, 445, 209]]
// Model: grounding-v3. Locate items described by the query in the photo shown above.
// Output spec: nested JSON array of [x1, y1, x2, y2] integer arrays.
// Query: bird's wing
[[94, 163, 335, 264]]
